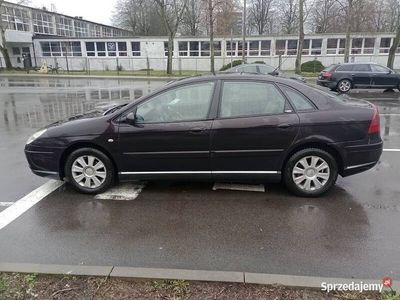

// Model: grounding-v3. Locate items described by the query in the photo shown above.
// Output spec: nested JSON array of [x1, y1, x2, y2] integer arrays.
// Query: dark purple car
[[25, 73, 382, 197]]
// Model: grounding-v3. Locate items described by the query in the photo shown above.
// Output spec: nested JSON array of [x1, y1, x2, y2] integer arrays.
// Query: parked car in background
[[224, 63, 306, 83], [25, 73, 382, 197], [317, 62, 400, 93]]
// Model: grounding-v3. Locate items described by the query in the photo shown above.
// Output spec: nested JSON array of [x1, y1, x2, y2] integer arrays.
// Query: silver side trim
[[212, 149, 284, 153], [32, 170, 58, 175], [345, 161, 376, 170], [119, 171, 280, 175]]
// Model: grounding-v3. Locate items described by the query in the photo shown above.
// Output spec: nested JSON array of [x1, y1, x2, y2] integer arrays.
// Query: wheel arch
[[281, 141, 344, 176], [59, 142, 118, 180], [337, 78, 353, 89]]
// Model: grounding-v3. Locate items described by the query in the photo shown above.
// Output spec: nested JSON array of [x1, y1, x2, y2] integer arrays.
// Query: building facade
[[1, 1, 400, 71], [0, 0, 130, 68]]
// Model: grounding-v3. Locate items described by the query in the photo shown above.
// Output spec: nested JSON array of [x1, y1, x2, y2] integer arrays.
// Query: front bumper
[[342, 141, 383, 176], [25, 145, 62, 180]]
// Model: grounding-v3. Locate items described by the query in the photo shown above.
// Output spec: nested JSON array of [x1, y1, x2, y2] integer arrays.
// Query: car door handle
[[189, 127, 206, 134], [277, 123, 292, 129]]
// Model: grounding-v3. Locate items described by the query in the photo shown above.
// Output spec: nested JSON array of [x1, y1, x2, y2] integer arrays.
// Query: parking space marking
[[213, 183, 265, 192], [0, 180, 64, 230], [0, 202, 14, 207], [94, 183, 145, 201], [383, 149, 400, 152], [380, 114, 400, 116]]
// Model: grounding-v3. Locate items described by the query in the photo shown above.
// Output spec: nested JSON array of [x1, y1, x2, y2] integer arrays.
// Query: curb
[[0, 263, 398, 291]]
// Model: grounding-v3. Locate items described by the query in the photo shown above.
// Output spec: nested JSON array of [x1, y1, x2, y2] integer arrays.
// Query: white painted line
[[381, 114, 400, 116], [213, 183, 265, 192], [383, 149, 400, 152], [0, 202, 14, 207], [0, 180, 64, 230], [94, 183, 145, 201]]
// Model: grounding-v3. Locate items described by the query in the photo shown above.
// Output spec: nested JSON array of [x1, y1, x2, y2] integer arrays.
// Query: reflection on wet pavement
[[0, 76, 168, 202]]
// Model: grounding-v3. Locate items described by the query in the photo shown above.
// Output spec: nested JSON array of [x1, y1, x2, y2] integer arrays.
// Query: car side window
[[135, 82, 215, 123], [336, 65, 353, 72], [352, 64, 371, 72], [371, 64, 390, 73], [258, 65, 275, 74], [220, 81, 286, 118], [278, 84, 315, 111]]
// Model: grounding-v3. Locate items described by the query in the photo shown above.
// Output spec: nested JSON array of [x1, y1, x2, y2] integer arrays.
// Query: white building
[[1, 1, 400, 71]]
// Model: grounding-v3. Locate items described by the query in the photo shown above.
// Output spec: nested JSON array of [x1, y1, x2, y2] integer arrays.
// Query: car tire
[[65, 148, 115, 194], [284, 148, 338, 197], [336, 79, 352, 93]]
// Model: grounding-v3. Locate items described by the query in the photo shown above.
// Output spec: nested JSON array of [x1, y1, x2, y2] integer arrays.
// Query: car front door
[[116, 81, 216, 179], [370, 64, 399, 88], [210, 80, 299, 180], [351, 64, 372, 87]]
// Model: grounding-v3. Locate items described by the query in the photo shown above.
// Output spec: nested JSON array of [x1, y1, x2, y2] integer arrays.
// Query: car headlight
[[26, 129, 47, 145]]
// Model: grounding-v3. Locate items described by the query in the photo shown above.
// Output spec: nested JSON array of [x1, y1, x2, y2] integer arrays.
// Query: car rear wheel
[[336, 79, 352, 93], [284, 148, 338, 197], [65, 148, 114, 194]]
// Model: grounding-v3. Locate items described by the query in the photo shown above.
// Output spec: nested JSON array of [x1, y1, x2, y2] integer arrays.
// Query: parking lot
[[0, 76, 399, 281]]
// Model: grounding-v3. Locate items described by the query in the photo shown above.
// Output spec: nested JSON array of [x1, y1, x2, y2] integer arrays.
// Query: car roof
[[168, 72, 294, 87]]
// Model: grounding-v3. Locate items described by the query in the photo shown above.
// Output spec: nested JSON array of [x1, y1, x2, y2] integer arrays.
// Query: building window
[[302, 39, 322, 55], [380, 37, 392, 53], [74, 20, 88, 37], [351, 38, 363, 54], [249, 40, 259, 56], [102, 27, 112, 37], [276, 40, 286, 55], [1, 6, 30, 31], [226, 41, 236, 56], [179, 41, 188, 56], [260, 40, 271, 56], [56, 17, 74, 36], [363, 38, 375, 54], [213, 41, 221, 56], [85, 41, 128, 57], [89, 24, 101, 37], [201, 41, 210, 56], [40, 41, 82, 56], [287, 40, 298, 55], [131, 42, 140, 56], [189, 41, 199, 56], [32, 12, 54, 34], [327, 38, 345, 55], [12, 47, 20, 55]]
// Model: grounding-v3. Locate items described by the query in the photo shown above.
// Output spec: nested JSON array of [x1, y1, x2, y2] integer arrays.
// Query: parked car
[[224, 63, 306, 83], [25, 74, 382, 197], [317, 62, 400, 93]]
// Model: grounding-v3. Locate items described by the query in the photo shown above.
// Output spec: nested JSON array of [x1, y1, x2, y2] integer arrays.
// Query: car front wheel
[[65, 148, 114, 194], [336, 79, 352, 93], [284, 148, 338, 197]]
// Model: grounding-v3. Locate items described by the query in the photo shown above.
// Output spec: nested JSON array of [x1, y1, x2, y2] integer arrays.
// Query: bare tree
[[311, 0, 341, 33], [112, 0, 165, 35], [153, 0, 187, 75], [387, 0, 400, 68], [0, 0, 14, 68], [181, 0, 203, 35], [248, 0, 274, 35], [280, 0, 298, 34], [295, 0, 304, 74]]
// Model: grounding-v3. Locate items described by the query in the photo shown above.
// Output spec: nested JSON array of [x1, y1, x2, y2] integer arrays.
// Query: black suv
[[317, 63, 400, 93]]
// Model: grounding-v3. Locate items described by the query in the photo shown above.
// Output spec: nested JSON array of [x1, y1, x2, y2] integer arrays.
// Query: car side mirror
[[125, 110, 136, 125]]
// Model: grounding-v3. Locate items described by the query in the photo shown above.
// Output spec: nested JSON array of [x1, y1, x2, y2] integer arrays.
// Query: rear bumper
[[316, 79, 336, 89], [342, 141, 383, 176]]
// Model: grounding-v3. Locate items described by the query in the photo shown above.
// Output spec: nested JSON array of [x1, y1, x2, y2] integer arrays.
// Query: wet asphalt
[[0, 76, 399, 279]]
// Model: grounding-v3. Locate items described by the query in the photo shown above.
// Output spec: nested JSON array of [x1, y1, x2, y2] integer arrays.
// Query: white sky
[[10, 0, 118, 26]]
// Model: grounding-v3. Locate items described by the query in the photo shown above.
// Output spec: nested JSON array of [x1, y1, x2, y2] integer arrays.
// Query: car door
[[210, 80, 300, 180], [370, 64, 399, 88], [116, 81, 216, 179], [351, 64, 372, 87]]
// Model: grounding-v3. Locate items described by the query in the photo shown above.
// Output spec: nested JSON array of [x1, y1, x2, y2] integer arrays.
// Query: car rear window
[[324, 64, 338, 72], [278, 84, 316, 111]]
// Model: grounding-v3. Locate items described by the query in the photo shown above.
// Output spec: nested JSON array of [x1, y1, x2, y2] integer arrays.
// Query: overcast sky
[[10, 0, 118, 26]]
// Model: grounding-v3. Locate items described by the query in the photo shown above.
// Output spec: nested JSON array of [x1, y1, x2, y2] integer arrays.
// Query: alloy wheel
[[292, 155, 330, 191], [338, 80, 351, 93], [71, 155, 107, 189]]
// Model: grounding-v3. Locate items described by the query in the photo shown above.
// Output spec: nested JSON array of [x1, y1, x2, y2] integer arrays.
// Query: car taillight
[[368, 105, 380, 134], [322, 71, 332, 78]]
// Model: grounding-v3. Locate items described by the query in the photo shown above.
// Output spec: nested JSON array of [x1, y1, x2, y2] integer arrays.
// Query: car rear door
[[116, 81, 216, 179], [351, 64, 372, 87], [370, 64, 399, 88], [210, 80, 299, 180]]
